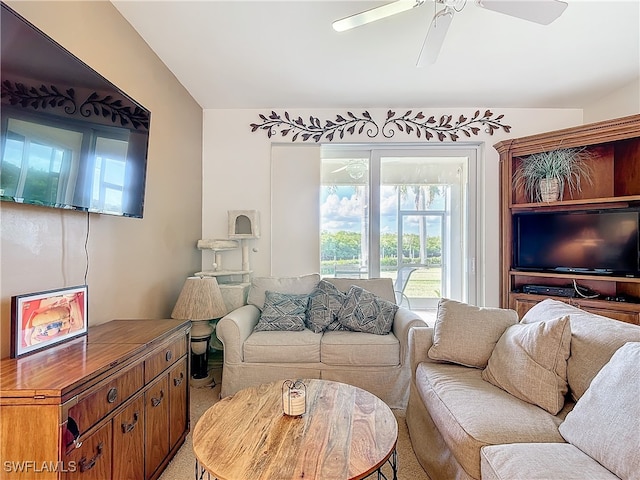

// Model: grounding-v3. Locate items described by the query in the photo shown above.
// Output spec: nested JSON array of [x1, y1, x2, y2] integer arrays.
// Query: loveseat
[[406, 298, 640, 480], [216, 274, 427, 408]]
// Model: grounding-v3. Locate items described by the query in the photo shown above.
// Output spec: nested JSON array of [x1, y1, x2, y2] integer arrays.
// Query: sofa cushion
[[481, 443, 620, 480], [243, 329, 322, 363], [254, 291, 309, 332], [482, 315, 571, 414], [247, 273, 320, 310], [325, 277, 396, 304], [337, 285, 398, 335], [415, 362, 565, 479], [522, 299, 640, 401], [428, 298, 518, 368], [321, 330, 400, 366], [306, 280, 346, 333], [559, 341, 640, 480]]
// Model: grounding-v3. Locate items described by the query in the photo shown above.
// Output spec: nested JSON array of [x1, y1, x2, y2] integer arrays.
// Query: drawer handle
[[165, 350, 173, 362], [107, 387, 118, 404], [79, 442, 103, 473], [151, 390, 164, 407], [173, 372, 184, 387], [121, 412, 139, 434]]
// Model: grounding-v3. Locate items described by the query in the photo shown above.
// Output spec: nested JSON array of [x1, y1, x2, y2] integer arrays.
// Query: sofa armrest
[[393, 306, 428, 365], [409, 326, 436, 379], [216, 304, 260, 364]]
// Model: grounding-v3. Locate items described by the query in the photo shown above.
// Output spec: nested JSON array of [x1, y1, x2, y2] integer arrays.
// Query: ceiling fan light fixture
[[332, 0, 423, 32]]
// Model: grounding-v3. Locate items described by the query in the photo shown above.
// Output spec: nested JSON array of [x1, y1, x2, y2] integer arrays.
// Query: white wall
[[203, 108, 583, 307], [584, 78, 640, 124]]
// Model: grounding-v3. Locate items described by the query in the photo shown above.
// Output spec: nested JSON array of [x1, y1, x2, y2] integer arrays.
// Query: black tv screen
[[0, 3, 150, 218], [514, 209, 640, 277]]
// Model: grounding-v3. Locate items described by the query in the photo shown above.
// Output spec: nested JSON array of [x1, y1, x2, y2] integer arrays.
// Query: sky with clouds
[[320, 186, 445, 235]]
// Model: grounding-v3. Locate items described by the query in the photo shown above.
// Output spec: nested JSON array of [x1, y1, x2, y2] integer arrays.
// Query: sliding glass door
[[321, 146, 478, 307]]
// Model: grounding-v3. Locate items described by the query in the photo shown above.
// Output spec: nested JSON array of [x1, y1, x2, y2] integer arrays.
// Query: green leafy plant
[[513, 147, 594, 202]]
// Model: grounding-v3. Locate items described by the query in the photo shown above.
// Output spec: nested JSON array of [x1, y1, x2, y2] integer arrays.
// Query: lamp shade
[[171, 276, 228, 321]]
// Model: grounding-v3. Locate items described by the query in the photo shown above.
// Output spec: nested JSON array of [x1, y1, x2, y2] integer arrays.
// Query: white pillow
[[427, 298, 518, 368], [559, 342, 640, 480], [482, 315, 571, 415], [247, 274, 320, 310]]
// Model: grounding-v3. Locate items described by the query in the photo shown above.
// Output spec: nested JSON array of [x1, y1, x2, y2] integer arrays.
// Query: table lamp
[[171, 276, 228, 386]]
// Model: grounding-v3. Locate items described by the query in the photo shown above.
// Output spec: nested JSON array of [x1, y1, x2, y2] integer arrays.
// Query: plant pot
[[539, 178, 560, 202]]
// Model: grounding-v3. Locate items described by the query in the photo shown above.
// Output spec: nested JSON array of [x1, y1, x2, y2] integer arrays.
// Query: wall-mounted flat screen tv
[[0, 3, 150, 218], [513, 209, 640, 277]]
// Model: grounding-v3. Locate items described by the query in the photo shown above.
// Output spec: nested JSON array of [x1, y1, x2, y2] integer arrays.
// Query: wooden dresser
[[0, 319, 190, 480]]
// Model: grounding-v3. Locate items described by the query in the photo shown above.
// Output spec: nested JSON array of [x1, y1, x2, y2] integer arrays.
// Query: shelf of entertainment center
[[509, 270, 640, 284], [510, 195, 640, 212], [509, 292, 640, 325]]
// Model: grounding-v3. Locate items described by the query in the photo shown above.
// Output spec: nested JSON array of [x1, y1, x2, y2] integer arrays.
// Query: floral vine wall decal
[[250, 109, 511, 142], [250, 111, 378, 142], [383, 109, 511, 140], [80, 92, 150, 130], [1, 80, 150, 130], [1, 80, 77, 113]]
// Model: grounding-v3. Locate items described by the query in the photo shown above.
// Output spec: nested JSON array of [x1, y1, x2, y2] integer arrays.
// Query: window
[[320, 146, 478, 307]]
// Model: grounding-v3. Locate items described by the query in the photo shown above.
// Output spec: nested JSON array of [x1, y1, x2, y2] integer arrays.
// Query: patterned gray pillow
[[254, 291, 309, 332], [306, 280, 347, 333], [336, 285, 398, 335]]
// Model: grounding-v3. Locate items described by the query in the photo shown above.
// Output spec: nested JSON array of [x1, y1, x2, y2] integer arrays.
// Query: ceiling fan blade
[[416, 6, 454, 66], [333, 0, 422, 32], [475, 0, 568, 25]]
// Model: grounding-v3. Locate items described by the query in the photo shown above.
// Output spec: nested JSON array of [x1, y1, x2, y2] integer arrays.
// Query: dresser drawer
[[69, 363, 144, 434], [144, 333, 187, 384], [62, 421, 112, 480], [112, 393, 145, 480]]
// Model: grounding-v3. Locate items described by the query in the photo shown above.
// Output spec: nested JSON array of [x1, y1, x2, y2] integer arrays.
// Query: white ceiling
[[111, 0, 640, 110]]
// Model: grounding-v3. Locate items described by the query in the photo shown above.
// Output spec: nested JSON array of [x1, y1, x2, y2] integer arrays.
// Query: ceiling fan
[[332, 0, 568, 65]]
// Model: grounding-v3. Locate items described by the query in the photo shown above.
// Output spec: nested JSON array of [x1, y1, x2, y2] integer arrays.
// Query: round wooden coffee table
[[193, 379, 398, 480]]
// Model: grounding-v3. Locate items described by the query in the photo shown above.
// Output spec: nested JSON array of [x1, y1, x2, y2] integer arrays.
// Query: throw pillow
[[336, 285, 398, 335], [306, 280, 346, 333], [481, 315, 571, 415], [247, 273, 320, 310], [253, 291, 309, 332], [558, 342, 640, 480], [427, 298, 518, 368]]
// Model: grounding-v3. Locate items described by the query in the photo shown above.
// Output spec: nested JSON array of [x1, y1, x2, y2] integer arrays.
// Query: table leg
[[363, 448, 397, 480], [195, 459, 213, 480]]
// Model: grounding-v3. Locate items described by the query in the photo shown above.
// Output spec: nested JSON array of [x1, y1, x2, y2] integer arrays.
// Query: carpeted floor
[[159, 369, 429, 480]]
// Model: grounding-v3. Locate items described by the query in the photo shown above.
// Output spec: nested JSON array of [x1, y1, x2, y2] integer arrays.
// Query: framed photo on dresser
[[11, 285, 88, 358]]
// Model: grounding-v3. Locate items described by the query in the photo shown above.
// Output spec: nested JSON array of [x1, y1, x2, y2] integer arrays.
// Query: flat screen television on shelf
[[0, 3, 150, 218], [513, 209, 640, 277]]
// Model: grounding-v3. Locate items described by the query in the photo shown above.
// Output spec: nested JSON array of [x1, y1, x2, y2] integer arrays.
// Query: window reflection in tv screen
[[514, 210, 640, 276]]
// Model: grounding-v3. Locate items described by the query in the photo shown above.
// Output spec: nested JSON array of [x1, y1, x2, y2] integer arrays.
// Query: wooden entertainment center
[[495, 114, 640, 324], [0, 319, 190, 479]]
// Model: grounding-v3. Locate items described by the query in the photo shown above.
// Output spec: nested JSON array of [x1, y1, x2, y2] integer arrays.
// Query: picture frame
[[11, 285, 88, 358]]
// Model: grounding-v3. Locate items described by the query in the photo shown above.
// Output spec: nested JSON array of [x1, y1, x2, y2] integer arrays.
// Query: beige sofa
[[406, 298, 640, 480], [216, 274, 427, 409]]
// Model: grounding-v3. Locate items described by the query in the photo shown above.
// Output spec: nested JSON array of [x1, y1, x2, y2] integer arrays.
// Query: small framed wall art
[[11, 285, 88, 358]]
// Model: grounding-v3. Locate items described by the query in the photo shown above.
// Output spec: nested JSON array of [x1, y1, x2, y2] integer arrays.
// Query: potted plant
[[513, 147, 594, 202]]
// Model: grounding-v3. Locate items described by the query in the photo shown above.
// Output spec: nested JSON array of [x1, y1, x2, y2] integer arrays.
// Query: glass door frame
[[321, 143, 481, 306]]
